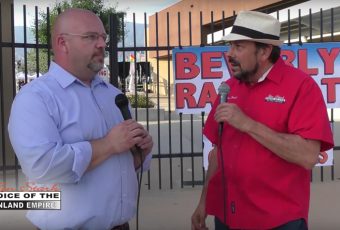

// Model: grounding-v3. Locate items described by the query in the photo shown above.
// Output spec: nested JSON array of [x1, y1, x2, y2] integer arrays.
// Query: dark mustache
[[93, 49, 105, 57], [228, 57, 240, 66]]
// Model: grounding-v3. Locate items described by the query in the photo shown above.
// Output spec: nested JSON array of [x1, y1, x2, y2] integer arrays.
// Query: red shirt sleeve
[[287, 76, 334, 151]]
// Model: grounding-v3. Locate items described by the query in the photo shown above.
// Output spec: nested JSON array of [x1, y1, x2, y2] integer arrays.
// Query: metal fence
[[1, 4, 340, 191]]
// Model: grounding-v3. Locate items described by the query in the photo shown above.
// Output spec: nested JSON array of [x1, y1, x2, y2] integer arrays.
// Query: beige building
[[146, 0, 339, 98]]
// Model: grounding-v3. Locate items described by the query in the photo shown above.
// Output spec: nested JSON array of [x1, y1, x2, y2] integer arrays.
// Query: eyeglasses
[[61, 32, 109, 44]]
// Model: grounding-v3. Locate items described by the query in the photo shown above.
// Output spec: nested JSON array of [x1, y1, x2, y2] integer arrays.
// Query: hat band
[[231, 25, 280, 41]]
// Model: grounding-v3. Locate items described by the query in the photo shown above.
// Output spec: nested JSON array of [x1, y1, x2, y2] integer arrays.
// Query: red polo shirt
[[203, 58, 334, 229]]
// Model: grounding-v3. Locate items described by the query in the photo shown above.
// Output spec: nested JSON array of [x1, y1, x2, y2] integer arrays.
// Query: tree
[[27, 0, 125, 74], [26, 49, 49, 74]]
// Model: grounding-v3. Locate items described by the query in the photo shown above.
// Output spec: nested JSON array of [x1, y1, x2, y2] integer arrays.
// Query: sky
[[14, 0, 340, 27], [14, 0, 181, 26]]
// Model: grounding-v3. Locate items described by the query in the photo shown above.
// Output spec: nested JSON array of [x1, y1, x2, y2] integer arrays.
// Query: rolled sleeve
[[72, 141, 92, 180]]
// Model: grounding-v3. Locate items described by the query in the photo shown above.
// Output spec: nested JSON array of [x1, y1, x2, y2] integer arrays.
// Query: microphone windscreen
[[115, 94, 132, 120], [218, 82, 230, 96], [218, 82, 230, 104]]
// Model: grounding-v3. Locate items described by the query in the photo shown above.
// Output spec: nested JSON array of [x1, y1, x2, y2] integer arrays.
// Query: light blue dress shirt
[[8, 62, 151, 230]]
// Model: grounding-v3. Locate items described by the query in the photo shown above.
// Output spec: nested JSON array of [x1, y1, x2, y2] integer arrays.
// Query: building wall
[[149, 0, 304, 55], [147, 0, 306, 96]]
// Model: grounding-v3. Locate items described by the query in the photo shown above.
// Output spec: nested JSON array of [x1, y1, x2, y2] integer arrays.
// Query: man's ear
[[56, 35, 68, 53], [263, 45, 273, 60], [258, 44, 273, 61]]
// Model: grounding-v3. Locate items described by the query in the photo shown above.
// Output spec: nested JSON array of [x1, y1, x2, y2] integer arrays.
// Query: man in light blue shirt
[[8, 8, 153, 230]]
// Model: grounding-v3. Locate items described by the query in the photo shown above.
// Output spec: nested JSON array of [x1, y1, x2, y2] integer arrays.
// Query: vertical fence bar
[[0, 2, 6, 184], [319, 8, 324, 182], [109, 13, 119, 88], [120, 15, 126, 93], [308, 8, 314, 182], [201, 111, 205, 184], [12, 3, 19, 189], [222, 11, 225, 37], [287, 9, 291, 45], [309, 9, 312, 42], [188, 11, 195, 187], [200, 11, 206, 184], [298, 9, 302, 44], [166, 12, 173, 189], [200, 11, 203, 47], [35, 6, 40, 77], [210, 11, 214, 44], [23, 5, 28, 85], [330, 8, 334, 181], [143, 12, 151, 190], [132, 13, 138, 120], [190, 114, 194, 187], [178, 11, 184, 188], [155, 13, 162, 189], [180, 113, 183, 188], [46, 7, 51, 67]]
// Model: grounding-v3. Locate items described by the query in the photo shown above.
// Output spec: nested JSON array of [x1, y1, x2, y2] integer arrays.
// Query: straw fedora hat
[[222, 11, 284, 46]]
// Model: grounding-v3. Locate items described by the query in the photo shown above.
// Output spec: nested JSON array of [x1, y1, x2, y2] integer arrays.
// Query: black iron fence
[[1, 3, 340, 191]]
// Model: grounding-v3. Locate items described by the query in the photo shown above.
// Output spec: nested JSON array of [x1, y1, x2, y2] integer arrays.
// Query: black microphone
[[115, 93, 142, 156], [218, 82, 230, 136], [115, 93, 132, 120]]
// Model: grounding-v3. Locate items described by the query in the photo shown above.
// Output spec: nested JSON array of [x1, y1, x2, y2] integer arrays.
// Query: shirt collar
[[257, 65, 273, 83], [263, 57, 285, 85], [48, 62, 108, 88]]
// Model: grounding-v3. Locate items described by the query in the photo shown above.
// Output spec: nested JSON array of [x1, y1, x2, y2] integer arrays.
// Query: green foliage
[[27, 0, 125, 74], [26, 49, 49, 74], [127, 94, 155, 108], [34, 0, 125, 45]]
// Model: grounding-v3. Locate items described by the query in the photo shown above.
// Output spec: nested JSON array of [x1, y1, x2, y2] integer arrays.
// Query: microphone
[[218, 82, 230, 136], [115, 93, 142, 156], [115, 93, 132, 120]]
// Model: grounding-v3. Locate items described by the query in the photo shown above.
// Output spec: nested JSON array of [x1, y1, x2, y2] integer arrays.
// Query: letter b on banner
[[175, 53, 200, 79]]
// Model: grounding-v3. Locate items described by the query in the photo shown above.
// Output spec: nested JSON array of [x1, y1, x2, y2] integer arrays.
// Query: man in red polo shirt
[[191, 11, 334, 230]]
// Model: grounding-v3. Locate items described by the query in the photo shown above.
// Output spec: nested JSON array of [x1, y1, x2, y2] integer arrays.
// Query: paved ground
[[1, 122, 338, 229], [1, 180, 340, 230]]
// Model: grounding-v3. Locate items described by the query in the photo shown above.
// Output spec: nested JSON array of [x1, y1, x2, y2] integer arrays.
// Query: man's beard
[[87, 61, 104, 73], [88, 50, 105, 73], [229, 57, 259, 83]]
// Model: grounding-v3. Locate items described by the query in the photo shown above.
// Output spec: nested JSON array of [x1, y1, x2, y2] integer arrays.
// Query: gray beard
[[88, 61, 103, 73]]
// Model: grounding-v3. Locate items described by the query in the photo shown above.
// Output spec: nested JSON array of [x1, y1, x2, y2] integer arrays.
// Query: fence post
[[0, 0, 15, 184], [109, 13, 119, 88]]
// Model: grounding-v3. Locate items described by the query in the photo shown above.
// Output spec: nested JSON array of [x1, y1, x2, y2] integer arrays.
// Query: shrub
[[127, 94, 155, 108]]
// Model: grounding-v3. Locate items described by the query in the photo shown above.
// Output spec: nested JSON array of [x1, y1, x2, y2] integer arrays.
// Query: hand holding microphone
[[114, 94, 153, 158], [215, 83, 254, 133]]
